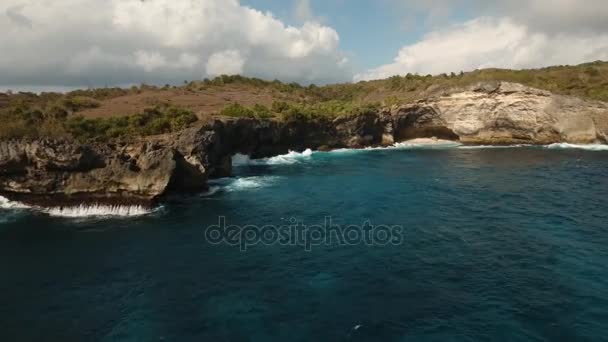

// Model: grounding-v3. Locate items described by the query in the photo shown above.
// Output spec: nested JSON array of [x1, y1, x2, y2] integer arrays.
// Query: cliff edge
[[1, 81, 606, 206]]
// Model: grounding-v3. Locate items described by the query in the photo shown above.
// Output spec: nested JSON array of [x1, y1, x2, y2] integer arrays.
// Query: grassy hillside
[[1, 61, 607, 141]]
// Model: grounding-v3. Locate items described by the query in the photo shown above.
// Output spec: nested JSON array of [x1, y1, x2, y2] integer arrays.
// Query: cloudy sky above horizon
[[1, 0, 608, 90]]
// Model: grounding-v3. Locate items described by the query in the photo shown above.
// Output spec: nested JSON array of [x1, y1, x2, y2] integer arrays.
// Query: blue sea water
[[1, 145, 608, 341]]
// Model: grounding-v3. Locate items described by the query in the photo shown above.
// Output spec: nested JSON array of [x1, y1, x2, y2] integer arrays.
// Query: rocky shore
[[1, 81, 607, 206]]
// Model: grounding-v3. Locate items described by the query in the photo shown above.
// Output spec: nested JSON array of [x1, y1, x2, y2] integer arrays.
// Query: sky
[[1, 0, 608, 90]]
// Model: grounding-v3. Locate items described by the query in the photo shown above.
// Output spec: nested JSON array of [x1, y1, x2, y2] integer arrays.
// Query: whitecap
[[545, 143, 608, 151]]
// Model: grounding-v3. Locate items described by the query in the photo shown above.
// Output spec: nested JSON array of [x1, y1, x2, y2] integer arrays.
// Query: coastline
[[1, 81, 607, 208]]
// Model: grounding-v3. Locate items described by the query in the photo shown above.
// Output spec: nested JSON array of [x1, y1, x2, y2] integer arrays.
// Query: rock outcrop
[[0, 139, 207, 206], [1, 81, 607, 206], [391, 81, 608, 144]]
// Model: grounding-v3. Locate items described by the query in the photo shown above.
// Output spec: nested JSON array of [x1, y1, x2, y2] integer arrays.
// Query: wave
[[234, 141, 590, 164], [0, 195, 30, 209], [44, 205, 155, 218], [209, 176, 282, 192], [0, 195, 157, 218], [232, 149, 314, 166], [327, 140, 462, 153], [458, 144, 533, 149], [393, 140, 462, 149], [545, 143, 608, 151]]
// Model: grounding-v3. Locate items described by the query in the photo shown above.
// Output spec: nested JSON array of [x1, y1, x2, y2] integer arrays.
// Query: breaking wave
[[393, 140, 462, 149], [44, 205, 155, 218], [458, 144, 533, 149], [232, 149, 314, 166], [0, 196, 157, 218], [545, 143, 608, 151], [0, 196, 30, 210]]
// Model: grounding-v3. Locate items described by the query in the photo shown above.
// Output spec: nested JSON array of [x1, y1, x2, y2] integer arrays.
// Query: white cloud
[[390, 0, 608, 33], [0, 0, 350, 87], [206, 50, 246, 76], [355, 17, 608, 81]]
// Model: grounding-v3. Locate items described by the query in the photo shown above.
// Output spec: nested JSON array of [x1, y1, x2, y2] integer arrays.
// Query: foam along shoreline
[[545, 143, 608, 151], [395, 138, 463, 148], [232, 149, 314, 166], [0, 196, 157, 218], [232, 140, 608, 167]]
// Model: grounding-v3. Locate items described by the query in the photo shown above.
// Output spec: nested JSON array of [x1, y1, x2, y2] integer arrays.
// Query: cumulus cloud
[[0, 0, 350, 87], [490, 0, 608, 33], [355, 16, 608, 81], [206, 50, 246, 76], [391, 0, 608, 33]]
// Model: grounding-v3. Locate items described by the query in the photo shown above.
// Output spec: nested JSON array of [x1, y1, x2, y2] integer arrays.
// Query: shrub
[[271, 101, 291, 113], [252, 104, 273, 118], [64, 105, 198, 141], [220, 103, 255, 118], [59, 96, 101, 112]]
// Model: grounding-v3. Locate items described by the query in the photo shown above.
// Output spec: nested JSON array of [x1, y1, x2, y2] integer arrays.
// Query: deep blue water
[[1, 146, 608, 341]]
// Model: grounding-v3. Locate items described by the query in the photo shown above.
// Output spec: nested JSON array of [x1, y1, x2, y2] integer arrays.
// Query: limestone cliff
[[391, 81, 608, 144], [1, 81, 607, 206]]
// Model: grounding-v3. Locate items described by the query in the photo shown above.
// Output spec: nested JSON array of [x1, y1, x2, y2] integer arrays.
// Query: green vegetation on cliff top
[[1, 61, 607, 141]]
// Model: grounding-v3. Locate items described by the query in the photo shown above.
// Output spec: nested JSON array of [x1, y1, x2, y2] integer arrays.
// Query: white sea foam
[[265, 149, 313, 164], [226, 176, 281, 191], [327, 140, 462, 153], [232, 149, 314, 166], [43, 204, 155, 218], [0, 195, 30, 209], [0, 196, 156, 218], [458, 144, 533, 149], [545, 143, 608, 151], [209, 176, 282, 192], [393, 139, 462, 149]]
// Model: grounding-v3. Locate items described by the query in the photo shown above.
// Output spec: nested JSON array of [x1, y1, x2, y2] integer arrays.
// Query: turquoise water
[[1, 145, 608, 341]]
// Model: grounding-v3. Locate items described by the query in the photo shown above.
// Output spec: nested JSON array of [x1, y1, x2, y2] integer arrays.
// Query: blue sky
[[241, 0, 414, 70], [241, 0, 475, 71], [0, 0, 607, 89]]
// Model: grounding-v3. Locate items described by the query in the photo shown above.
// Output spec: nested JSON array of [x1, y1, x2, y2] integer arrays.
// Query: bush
[[220, 103, 255, 118], [252, 104, 273, 118], [58, 96, 101, 112], [271, 101, 291, 113], [64, 104, 198, 141]]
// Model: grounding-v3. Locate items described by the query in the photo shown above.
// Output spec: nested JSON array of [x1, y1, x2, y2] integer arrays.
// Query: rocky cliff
[[1, 82, 606, 206], [391, 81, 608, 144]]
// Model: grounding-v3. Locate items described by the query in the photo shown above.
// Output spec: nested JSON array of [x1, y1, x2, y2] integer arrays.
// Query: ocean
[[1, 143, 607, 341]]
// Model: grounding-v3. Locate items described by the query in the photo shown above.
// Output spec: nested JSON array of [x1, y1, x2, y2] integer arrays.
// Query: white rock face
[[393, 82, 608, 144]]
